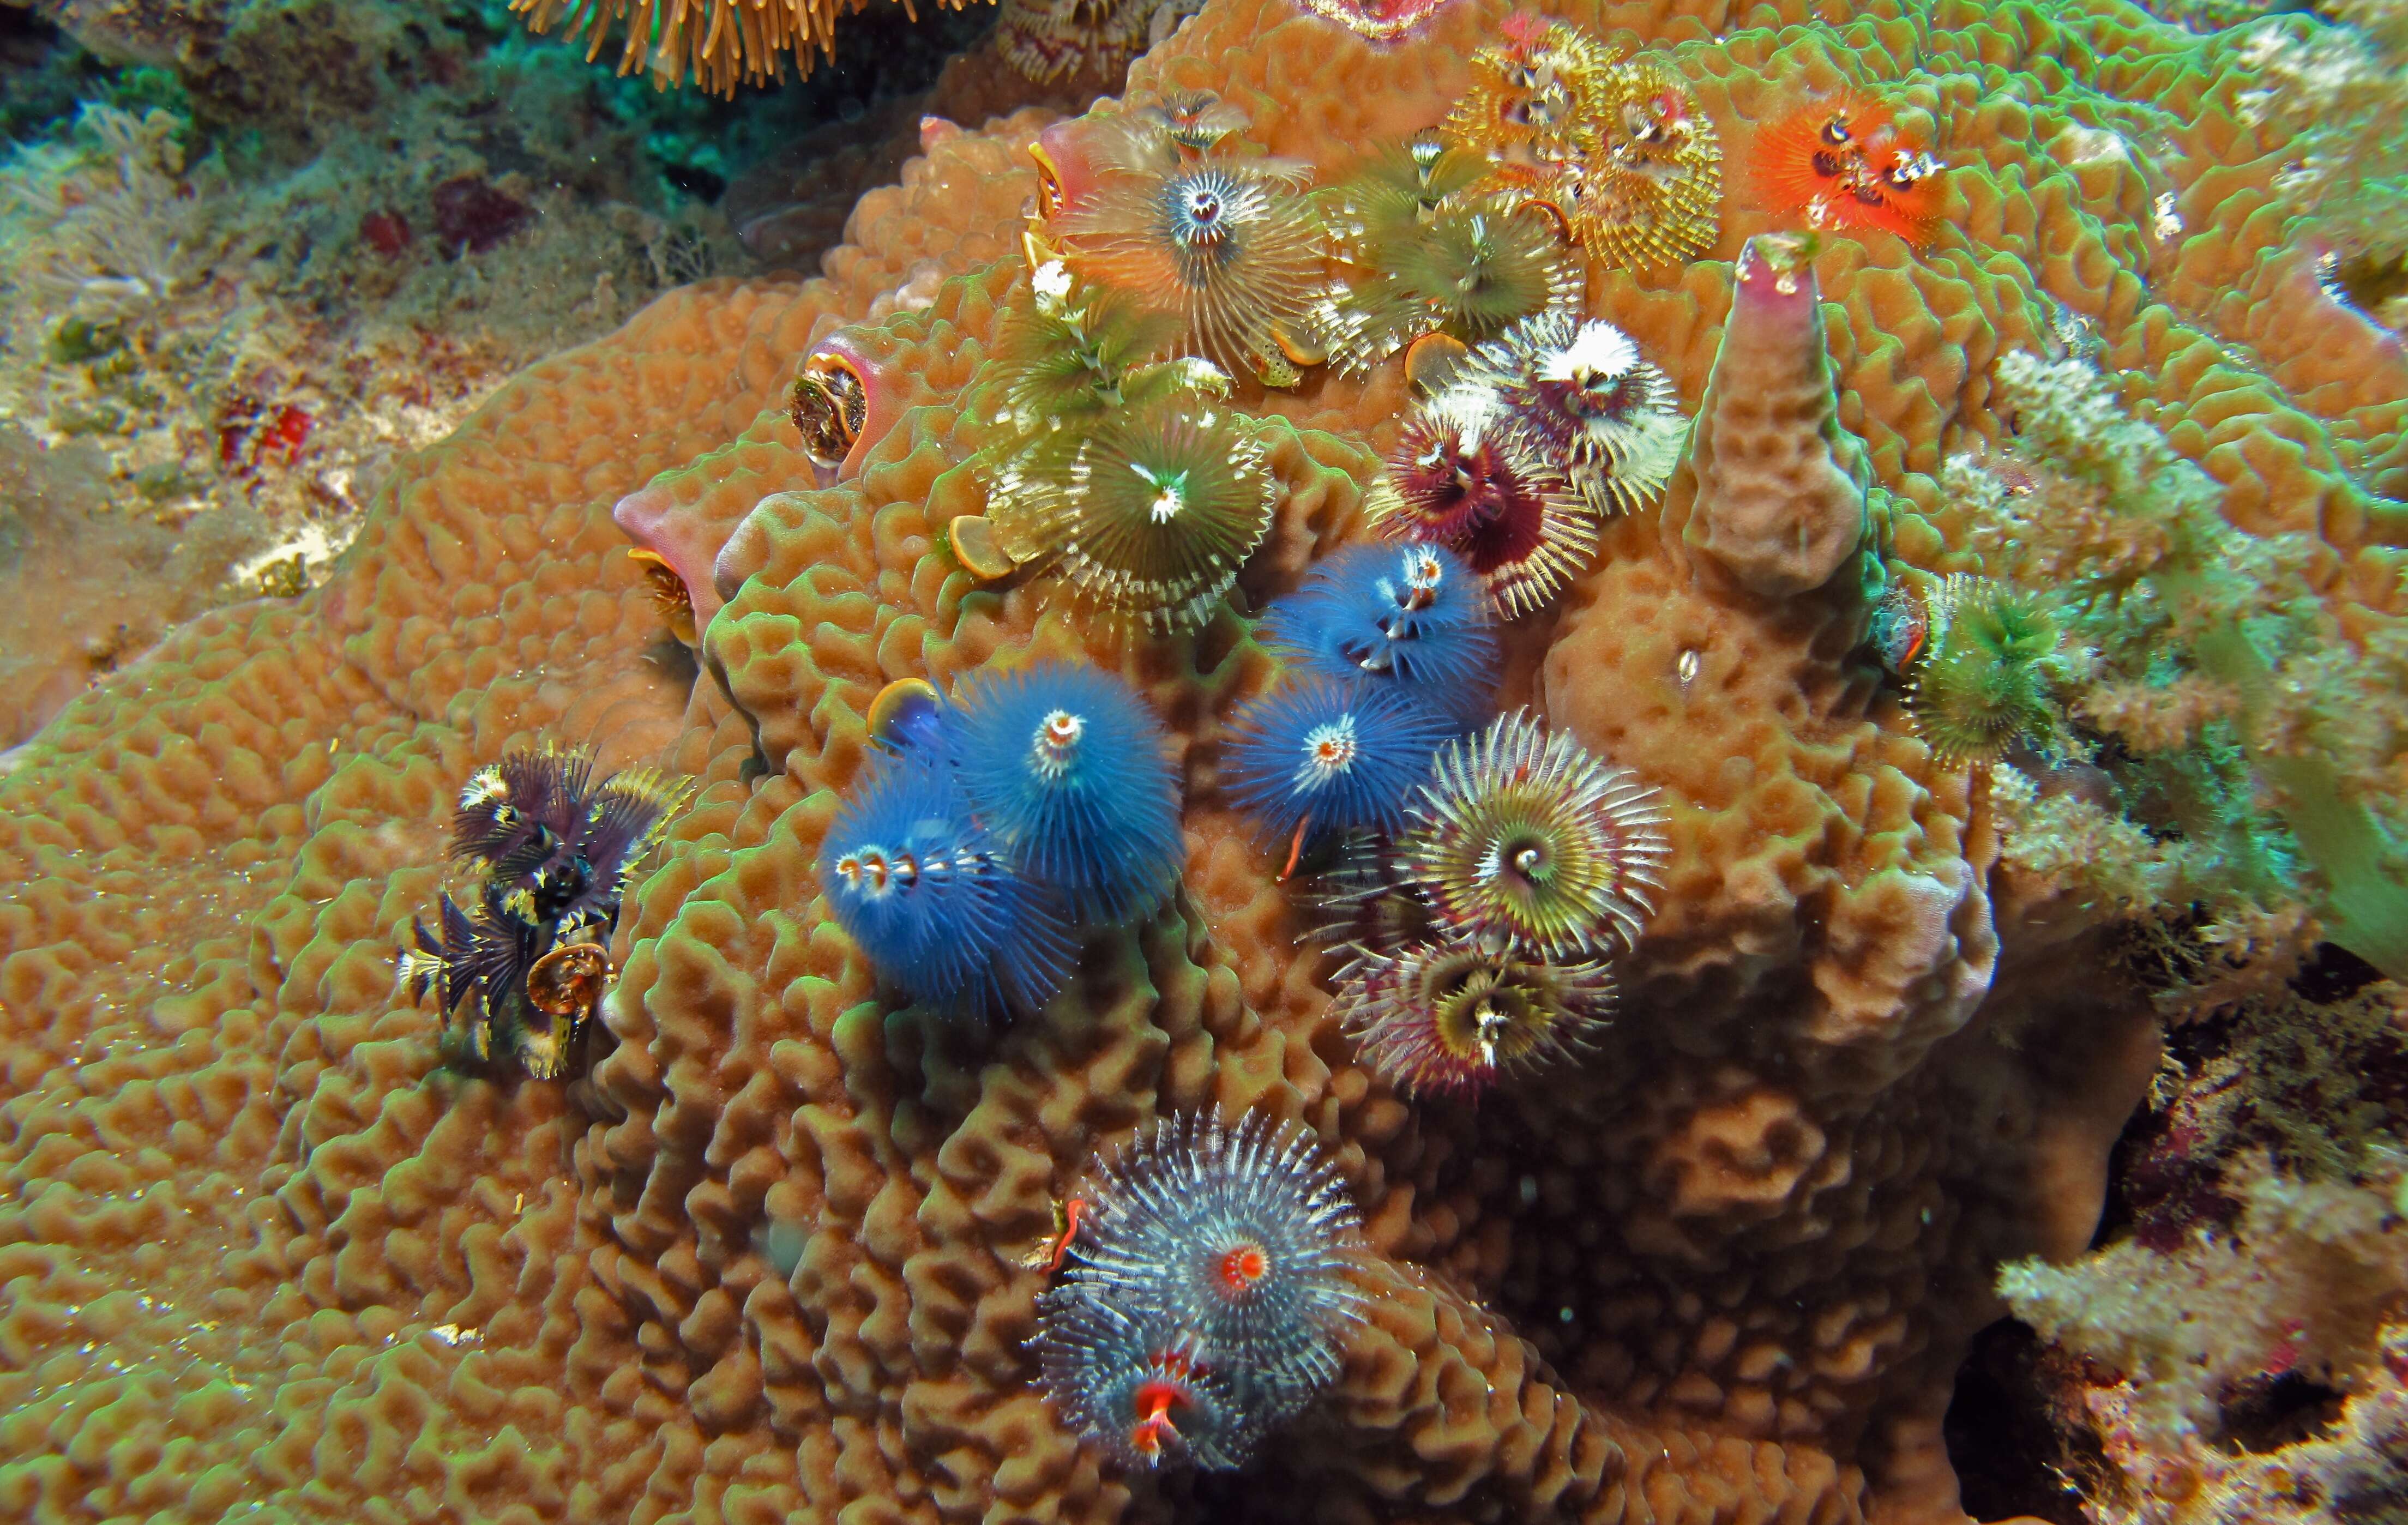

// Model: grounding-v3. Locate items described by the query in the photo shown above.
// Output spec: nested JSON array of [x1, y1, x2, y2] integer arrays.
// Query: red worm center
[[1128, 1381, 1185, 1459], [1218, 1242, 1269, 1294]]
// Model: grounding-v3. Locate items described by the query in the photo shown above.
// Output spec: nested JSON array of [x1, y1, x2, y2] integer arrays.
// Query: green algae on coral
[[1962, 351, 2408, 980]]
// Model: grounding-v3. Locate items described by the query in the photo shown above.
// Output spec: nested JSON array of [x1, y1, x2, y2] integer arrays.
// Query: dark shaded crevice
[[1944, 1318, 2109, 1525], [2217, 1369, 2346, 1455]]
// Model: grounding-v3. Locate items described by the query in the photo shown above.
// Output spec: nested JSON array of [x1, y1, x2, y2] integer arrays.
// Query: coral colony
[[17, 0, 2408, 1518], [800, 52, 1695, 1460]]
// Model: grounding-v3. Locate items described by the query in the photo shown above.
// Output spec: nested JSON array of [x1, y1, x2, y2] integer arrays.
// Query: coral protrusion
[[1682, 234, 1869, 597]]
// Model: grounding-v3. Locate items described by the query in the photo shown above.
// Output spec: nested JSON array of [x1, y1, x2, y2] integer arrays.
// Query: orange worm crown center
[[1217, 1241, 1270, 1293], [1128, 1367, 1193, 1459], [1300, 717, 1362, 787]]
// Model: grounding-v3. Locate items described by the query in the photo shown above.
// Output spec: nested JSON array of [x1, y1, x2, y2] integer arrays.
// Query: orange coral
[[509, 0, 961, 94], [510, 0, 1169, 95], [1, 4, 2404, 1525]]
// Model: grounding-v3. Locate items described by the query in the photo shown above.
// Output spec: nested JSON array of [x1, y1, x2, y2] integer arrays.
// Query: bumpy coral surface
[[1, 3, 2401, 1525]]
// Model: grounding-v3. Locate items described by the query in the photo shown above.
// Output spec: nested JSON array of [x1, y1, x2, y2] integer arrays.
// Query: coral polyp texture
[[3, 1, 2405, 1524]]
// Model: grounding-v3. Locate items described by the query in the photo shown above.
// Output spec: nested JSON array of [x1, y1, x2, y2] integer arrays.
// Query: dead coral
[[0, 89, 742, 679], [2001, 1150, 2408, 1524], [2002, 930, 2408, 1523], [1950, 351, 2408, 960], [1, 105, 208, 323], [0, 423, 266, 748]]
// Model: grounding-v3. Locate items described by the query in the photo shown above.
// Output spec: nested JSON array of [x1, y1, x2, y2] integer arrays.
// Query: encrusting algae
[[1, 0, 2406, 1520]]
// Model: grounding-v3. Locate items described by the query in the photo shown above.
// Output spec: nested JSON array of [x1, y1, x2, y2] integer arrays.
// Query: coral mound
[[1, 3, 2403, 1525]]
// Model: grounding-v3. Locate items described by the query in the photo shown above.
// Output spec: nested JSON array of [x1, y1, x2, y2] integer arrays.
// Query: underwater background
[[1, 0, 2405, 1519]]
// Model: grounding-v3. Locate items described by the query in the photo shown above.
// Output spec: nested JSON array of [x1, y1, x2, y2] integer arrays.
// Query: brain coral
[[2, 3, 2401, 1524]]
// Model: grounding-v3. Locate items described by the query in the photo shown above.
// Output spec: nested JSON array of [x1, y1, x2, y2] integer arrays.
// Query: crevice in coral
[[643, 630, 701, 694], [1943, 1317, 2113, 1525], [2290, 940, 2386, 1005], [2217, 1369, 2349, 1455]]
